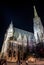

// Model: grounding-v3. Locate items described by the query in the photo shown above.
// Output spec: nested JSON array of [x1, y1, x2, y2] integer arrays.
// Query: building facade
[[0, 5, 44, 62]]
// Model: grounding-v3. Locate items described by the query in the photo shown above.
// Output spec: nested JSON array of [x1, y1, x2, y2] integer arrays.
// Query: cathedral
[[0, 5, 44, 63]]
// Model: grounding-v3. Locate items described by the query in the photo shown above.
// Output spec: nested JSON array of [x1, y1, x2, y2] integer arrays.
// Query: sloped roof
[[14, 27, 33, 37]]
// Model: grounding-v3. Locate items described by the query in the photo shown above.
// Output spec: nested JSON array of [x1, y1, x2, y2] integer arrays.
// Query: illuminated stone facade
[[33, 6, 44, 44], [0, 5, 44, 63]]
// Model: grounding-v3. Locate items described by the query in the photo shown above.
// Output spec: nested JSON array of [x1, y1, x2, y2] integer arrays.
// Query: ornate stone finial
[[34, 6, 38, 17], [17, 33, 22, 41]]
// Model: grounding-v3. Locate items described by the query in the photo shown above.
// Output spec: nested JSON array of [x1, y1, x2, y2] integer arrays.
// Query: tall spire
[[9, 21, 13, 29], [8, 21, 13, 32], [7, 21, 13, 37], [34, 5, 38, 17]]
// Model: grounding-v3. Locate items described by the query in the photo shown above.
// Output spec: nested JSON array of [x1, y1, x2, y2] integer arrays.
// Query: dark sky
[[0, 0, 44, 51]]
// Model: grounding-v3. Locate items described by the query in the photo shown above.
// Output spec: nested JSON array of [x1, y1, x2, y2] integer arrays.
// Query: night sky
[[0, 0, 44, 51]]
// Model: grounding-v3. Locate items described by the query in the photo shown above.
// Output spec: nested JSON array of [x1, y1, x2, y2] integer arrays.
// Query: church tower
[[1, 21, 14, 58], [1, 21, 18, 62], [33, 6, 44, 44], [1, 22, 13, 53]]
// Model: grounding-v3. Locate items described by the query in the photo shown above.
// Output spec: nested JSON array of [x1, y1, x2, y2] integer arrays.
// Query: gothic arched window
[[8, 50, 12, 57]]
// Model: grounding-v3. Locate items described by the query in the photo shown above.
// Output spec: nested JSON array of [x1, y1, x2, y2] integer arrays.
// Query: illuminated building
[[33, 6, 44, 44], [0, 5, 44, 63]]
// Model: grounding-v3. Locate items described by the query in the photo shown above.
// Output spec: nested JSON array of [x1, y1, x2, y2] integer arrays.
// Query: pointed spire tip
[[33, 5, 38, 17]]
